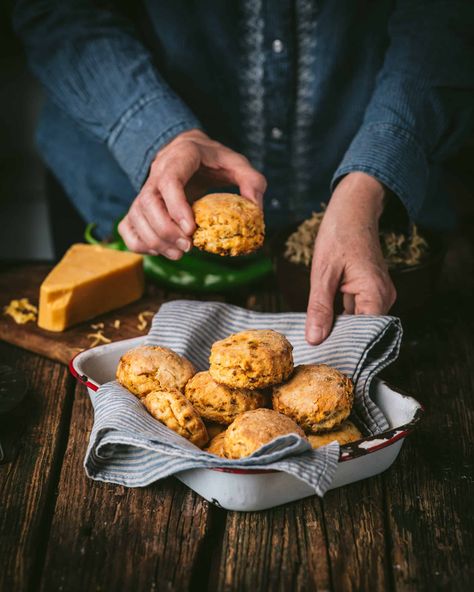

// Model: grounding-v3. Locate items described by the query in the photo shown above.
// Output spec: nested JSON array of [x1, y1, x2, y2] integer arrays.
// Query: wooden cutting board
[[0, 264, 168, 365]]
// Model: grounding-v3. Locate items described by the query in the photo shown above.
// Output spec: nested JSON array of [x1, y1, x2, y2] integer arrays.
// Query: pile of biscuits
[[116, 329, 363, 458]]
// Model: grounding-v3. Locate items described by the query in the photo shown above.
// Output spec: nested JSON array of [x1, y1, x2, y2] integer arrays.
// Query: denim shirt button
[[272, 39, 284, 53], [270, 198, 281, 209], [271, 127, 283, 140]]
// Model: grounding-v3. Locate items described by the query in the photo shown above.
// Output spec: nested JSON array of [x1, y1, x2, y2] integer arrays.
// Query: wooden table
[[1, 232, 473, 592]]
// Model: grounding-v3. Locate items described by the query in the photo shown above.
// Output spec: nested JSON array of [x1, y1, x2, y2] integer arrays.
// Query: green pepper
[[84, 223, 273, 292]]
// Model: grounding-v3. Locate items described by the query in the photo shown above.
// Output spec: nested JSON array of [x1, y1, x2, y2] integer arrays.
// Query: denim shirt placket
[[262, 0, 295, 219]]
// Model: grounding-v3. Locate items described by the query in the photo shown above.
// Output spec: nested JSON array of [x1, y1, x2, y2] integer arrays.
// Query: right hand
[[119, 129, 267, 259]]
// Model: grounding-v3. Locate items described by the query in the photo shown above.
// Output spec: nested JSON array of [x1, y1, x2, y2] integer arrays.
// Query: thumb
[[306, 259, 342, 345]]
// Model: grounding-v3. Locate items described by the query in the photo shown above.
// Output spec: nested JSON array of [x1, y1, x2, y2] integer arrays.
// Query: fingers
[[306, 258, 342, 345], [119, 188, 191, 259], [237, 169, 267, 208], [214, 151, 267, 207], [150, 145, 200, 236], [354, 281, 397, 315], [343, 293, 355, 315], [159, 178, 196, 235], [342, 275, 397, 315], [118, 216, 182, 260]]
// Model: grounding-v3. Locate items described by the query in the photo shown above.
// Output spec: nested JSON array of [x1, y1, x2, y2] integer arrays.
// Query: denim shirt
[[14, 0, 474, 236]]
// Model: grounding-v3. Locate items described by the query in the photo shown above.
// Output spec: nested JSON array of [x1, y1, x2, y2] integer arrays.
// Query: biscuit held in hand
[[143, 389, 209, 448], [192, 193, 265, 256], [185, 371, 268, 424], [116, 345, 195, 398], [223, 408, 307, 459], [272, 364, 354, 433], [209, 329, 294, 390], [307, 420, 362, 448]]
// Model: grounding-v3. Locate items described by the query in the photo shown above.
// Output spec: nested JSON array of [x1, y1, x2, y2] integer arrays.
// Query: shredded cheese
[[137, 310, 154, 331], [87, 331, 112, 348], [113, 319, 121, 329], [90, 322, 104, 330], [3, 298, 38, 324]]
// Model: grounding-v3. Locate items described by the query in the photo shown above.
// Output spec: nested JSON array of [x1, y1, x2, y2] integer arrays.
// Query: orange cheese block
[[38, 244, 144, 332]]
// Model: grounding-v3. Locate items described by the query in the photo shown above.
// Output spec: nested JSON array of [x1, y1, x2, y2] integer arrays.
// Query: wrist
[[332, 172, 387, 220]]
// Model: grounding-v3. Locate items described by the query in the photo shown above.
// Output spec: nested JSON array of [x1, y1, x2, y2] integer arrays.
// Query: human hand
[[119, 129, 267, 258], [305, 172, 397, 345]]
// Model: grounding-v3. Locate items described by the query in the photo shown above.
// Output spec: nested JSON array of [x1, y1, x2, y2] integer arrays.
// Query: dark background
[[1, 4, 473, 262]]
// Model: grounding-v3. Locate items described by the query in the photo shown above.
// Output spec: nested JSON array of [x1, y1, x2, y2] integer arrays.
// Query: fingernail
[[149, 249, 159, 256], [307, 326, 324, 345], [179, 218, 194, 235], [176, 238, 192, 252], [165, 248, 182, 260]]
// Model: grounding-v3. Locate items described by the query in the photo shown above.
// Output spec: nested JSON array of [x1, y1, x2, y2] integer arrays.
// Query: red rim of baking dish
[[69, 352, 425, 472]]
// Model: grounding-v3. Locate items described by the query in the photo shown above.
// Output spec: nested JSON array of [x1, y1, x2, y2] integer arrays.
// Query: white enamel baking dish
[[70, 336, 424, 511]]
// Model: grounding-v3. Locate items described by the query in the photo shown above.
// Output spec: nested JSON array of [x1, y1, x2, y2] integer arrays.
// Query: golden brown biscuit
[[116, 345, 195, 398], [192, 193, 265, 256], [307, 420, 362, 448], [223, 408, 307, 459], [185, 371, 268, 424], [143, 389, 208, 447], [272, 364, 354, 433], [209, 329, 293, 390], [204, 430, 227, 457]]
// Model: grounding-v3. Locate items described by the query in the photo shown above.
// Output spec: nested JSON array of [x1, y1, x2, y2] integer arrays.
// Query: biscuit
[[223, 408, 307, 459], [307, 420, 362, 448], [204, 430, 227, 457], [143, 389, 208, 447], [185, 371, 268, 424], [192, 193, 265, 256], [209, 329, 293, 390], [272, 364, 354, 433], [116, 345, 195, 398]]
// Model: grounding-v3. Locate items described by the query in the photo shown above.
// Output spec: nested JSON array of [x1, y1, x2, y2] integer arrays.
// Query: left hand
[[305, 172, 397, 345]]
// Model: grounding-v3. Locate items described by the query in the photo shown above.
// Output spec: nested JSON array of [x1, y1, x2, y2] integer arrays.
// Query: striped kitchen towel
[[85, 300, 402, 495]]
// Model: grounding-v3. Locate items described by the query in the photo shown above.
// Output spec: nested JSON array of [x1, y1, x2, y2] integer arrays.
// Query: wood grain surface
[[38, 381, 213, 592], [0, 342, 75, 591], [0, 264, 166, 365], [1, 226, 473, 591]]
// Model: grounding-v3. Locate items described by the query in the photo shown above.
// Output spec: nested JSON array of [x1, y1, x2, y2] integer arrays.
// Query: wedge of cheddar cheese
[[38, 244, 144, 332]]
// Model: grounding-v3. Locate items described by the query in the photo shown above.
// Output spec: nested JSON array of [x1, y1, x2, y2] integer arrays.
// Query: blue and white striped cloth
[[85, 300, 402, 496]]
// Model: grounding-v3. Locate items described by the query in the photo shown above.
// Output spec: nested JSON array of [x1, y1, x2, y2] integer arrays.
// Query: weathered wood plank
[[321, 476, 391, 592], [382, 314, 474, 591], [38, 382, 213, 592], [0, 343, 74, 592], [213, 498, 331, 592]]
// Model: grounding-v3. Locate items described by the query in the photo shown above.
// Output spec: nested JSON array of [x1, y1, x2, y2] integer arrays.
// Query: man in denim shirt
[[14, 1, 474, 343]]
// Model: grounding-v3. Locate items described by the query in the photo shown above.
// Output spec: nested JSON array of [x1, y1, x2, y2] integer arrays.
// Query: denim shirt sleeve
[[12, 1, 202, 191], [331, 1, 474, 219]]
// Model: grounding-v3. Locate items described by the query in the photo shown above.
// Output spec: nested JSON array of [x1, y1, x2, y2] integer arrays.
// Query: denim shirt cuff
[[331, 123, 429, 219], [108, 92, 202, 191]]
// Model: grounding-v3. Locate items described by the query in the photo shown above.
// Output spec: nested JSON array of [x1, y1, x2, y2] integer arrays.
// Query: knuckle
[[139, 190, 157, 210], [117, 219, 127, 236], [236, 152, 251, 166], [157, 171, 176, 189], [252, 170, 267, 187], [307, 298, 333, 319], [124, 234, 141, 252], [258, 174, 268, 191], [158, 219, 178, 243]]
